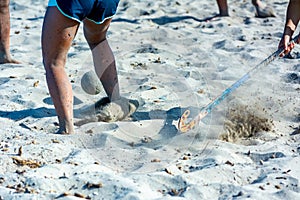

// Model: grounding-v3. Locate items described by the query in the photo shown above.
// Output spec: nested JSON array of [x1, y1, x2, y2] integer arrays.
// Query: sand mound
[[219, 103, 274, 143]]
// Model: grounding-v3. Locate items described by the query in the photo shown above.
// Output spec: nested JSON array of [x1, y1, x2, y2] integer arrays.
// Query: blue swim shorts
[[48, 0, 120, 24]]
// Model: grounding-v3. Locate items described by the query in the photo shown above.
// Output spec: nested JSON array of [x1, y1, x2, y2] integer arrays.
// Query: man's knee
[[84, 26, 108, 40], [84, 19, 111, 38], [43, 54, 67, 71], [83, 21, 111, 47]]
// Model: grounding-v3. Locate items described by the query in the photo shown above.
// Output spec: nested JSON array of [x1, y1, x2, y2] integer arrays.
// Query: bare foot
[[255, 6, 275, 18], [74, 97, 139, 126], [218, 13, 229, 17], [93, 97, 139, 122], [0, 56, 21, 64]]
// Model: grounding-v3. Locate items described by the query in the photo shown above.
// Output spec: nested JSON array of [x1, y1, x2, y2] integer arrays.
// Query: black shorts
[[48, 0, 120, 24]]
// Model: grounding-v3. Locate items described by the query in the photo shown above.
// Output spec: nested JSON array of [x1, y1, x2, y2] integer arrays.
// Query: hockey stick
[[178, 36, 299, 133]]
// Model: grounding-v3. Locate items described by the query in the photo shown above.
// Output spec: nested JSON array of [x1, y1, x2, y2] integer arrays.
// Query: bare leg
[[76, 18, 139, 123], [83, 18, 120, 101], [0, 0, 19, 64], [42, 7, 79, 134], [216, 0, 229, 16]]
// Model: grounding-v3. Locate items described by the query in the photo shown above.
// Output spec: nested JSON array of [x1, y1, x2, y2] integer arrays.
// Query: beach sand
[[0, 0, 299, 199]]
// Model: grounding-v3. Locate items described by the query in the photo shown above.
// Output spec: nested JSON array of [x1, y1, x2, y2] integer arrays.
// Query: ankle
[[58, 118, 74, 134], [219, 9, 229, 16], [252, 0, 263, 8]]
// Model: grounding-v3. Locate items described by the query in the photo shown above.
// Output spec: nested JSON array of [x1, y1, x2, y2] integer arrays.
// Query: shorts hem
[[86, 15, 116, 24], [48, 5, 81, 23]]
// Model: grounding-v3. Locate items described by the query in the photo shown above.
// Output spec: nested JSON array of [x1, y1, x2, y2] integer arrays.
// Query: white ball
[[80, 70, 102, 95]]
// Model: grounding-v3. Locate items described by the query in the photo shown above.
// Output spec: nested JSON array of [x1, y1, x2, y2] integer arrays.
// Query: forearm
[[284, 0, 300, 36]]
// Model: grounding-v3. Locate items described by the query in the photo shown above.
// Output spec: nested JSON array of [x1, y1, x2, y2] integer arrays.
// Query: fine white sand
[[0, 0, 299, 199]]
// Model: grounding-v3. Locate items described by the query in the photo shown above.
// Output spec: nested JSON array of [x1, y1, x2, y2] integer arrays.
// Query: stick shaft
[[203, 48, 281, 115], [179, 35, 299, 133]]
